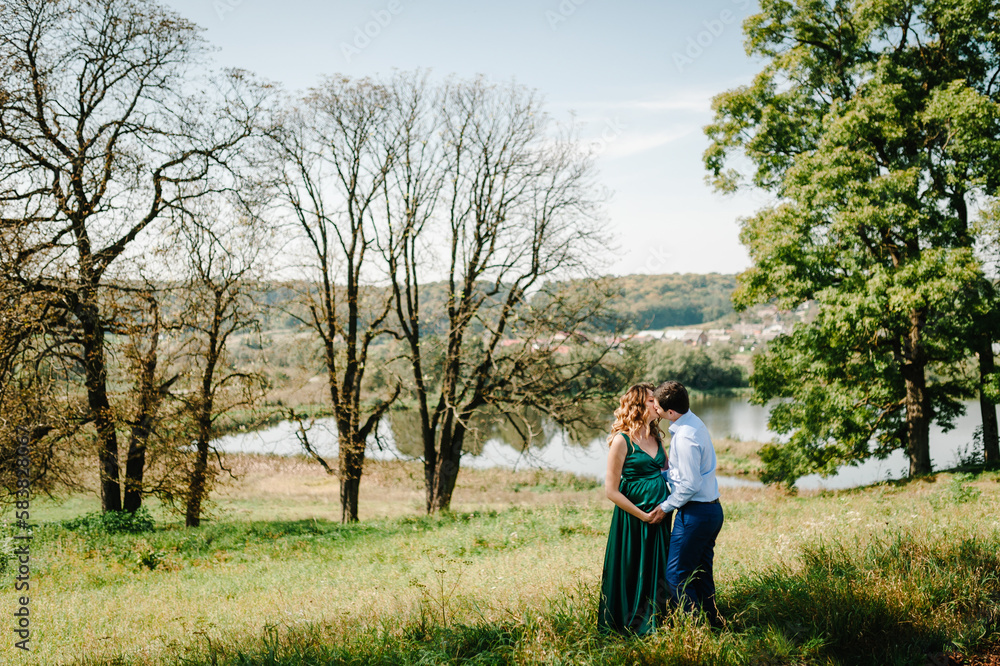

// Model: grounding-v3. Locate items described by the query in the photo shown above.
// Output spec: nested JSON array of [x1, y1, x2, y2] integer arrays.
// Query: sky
[[161, 0, 770, 276]]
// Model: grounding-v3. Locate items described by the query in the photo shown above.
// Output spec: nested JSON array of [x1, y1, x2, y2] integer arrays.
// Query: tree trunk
[[187, 349, 218, 527], [431, 457, 461, 512], [339, 431, 363, 523], [123, 328, 160, 513], [978, 339, 999, 464], [81, 304, 122, 512], [122, 434, 148, 513], [412, 356, 436, 514], [424, 453, 437, 514], [903, 369, 931, 476], [430, 417, 466, 512], [185, 392, 215, 526], [420, 387, 436, 514], [185, 431, 210, 528], [903, 310, 931, 476], [340, 476, 360, 524]]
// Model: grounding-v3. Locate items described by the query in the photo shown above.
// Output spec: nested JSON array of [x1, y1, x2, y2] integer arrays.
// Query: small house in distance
[[661, 329, 708, 346], [632, 330, 666, 342], [707, 329, 732, 344]]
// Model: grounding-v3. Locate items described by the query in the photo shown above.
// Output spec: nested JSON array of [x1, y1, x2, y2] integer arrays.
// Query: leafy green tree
[[705, 0, 1000, 482]]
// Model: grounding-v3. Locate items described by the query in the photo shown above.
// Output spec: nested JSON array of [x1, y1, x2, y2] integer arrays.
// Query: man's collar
[[668, 410, 695, 434]]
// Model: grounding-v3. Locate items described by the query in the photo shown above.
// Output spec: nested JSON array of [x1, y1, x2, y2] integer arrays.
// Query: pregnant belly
[[620, 476, 668, 511]]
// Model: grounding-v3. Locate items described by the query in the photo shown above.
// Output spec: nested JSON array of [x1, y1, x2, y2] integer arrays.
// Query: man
[[649, 380, 724, 628]]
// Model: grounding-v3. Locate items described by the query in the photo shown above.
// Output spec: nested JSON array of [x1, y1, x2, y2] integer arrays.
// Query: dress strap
[[618, 432, 635, 453]]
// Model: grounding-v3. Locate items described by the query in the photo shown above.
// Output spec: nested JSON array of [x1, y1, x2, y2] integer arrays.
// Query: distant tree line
[[248, 272, 741, 336], [642, 343, 747, 392], [554, 273, 738, 331]]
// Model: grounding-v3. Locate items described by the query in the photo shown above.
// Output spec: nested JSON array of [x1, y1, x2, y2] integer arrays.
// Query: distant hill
[[252, 273, 739, 334], [569, 273, 737, 332]]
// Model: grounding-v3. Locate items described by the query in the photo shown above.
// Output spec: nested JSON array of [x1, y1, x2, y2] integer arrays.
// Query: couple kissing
[[598, 381, 725, 635]]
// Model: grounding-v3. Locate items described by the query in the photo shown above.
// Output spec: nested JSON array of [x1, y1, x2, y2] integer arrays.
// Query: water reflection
[[385, 403, 611, 457], [214, 397, 994, 491], [687, 394, 775, 442]]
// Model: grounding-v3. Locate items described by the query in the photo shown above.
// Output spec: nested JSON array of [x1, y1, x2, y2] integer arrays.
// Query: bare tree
[[170, 199, 269, 527], [382, 76, 618, 512], [0, 0, 271, 511], [119, 288, 180, 512], [267, 77, 400, 523]]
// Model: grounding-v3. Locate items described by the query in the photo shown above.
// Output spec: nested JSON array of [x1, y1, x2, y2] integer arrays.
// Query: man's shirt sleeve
[[660, 427, 701, 511]]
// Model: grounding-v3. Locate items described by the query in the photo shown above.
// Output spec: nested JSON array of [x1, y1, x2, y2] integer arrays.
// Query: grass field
[[3, 454, 999, 665]]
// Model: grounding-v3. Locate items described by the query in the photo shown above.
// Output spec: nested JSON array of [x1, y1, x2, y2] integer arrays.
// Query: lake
[[214, 396, 994, 490]]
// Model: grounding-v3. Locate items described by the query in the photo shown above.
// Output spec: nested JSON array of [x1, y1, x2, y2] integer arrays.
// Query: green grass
[[164, 526, 1000, 666], [4, 459, 1000, 664], [712, 438, 764, 479]]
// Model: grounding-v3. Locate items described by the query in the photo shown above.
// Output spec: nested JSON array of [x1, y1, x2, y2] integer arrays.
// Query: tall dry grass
[[4, 456, 998, 664]]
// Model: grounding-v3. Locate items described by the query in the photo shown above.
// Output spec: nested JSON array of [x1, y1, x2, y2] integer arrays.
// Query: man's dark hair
[[654, 381, 689, 414]]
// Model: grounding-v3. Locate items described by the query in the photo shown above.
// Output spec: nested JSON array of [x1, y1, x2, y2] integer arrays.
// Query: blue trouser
[[666, 500, 724, 621]]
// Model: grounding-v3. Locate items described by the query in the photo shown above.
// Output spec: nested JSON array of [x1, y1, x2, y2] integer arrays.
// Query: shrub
[[62, 506, 155, 535]]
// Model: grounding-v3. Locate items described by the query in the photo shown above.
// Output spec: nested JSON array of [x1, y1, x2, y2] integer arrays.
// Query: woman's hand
[[643, 507, 667, 524]]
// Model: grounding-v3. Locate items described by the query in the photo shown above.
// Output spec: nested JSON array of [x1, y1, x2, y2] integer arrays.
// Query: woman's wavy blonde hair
[[607, 382, 661, 449]]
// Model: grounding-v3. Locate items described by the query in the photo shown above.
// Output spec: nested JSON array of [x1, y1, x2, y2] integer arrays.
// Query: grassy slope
[[4, 457, 1000, 665]]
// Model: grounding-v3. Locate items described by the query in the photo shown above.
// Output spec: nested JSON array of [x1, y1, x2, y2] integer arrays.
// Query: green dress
[[598, 433, 671, 635]]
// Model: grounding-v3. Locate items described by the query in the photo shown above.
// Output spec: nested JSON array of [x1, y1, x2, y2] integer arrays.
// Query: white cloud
[[596, 128, 694, 159], [556, 89, 717, 116], [604, 93, 715, 113]]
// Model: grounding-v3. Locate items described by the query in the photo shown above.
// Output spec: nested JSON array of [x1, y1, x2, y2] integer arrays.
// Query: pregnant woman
[[598, 382, 672, 635]]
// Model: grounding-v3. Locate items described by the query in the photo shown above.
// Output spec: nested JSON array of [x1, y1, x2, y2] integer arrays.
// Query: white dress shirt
[[659, 410, 720, 511]]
